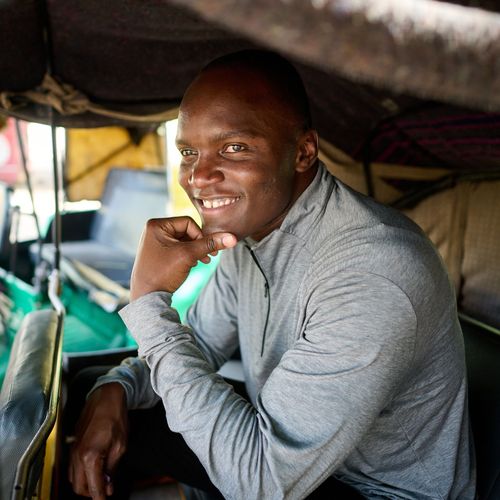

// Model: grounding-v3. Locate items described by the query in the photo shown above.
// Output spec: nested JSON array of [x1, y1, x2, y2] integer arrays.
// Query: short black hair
[[203, 50, 312, 132]]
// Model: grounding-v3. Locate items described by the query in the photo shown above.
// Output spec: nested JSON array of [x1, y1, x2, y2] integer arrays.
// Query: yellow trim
[[39, 411, 59, 500]]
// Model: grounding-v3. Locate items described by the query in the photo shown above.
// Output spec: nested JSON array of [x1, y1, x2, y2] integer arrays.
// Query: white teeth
[[201, 197, 239, 209]]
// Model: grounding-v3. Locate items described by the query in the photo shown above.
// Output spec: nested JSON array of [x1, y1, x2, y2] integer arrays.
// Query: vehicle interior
[[0, 1, 499, 499]]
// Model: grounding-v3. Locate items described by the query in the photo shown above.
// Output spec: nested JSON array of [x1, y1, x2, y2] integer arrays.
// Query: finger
[[185, 232, 237, 261], [70, 455, 90, 497], [85, 455, 106, 500], [106, 442, 125, 475], [104, 440, 126, 496], [152, 217, 203, 242], [105, 473, 114, 497]]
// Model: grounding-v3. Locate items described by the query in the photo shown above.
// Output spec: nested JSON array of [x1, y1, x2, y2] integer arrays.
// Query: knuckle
[[115, 441, 127, 457], [89, 486, 100, 497], [73, 485, 85, 495], [206, 237, 216, 253], [81, 450, 99, 466], [146, 218, 160, 230]]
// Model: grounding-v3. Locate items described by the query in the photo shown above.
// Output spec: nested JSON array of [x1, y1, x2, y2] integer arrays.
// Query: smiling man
[[174, 54, 317, 242], [68, 51, 475, 500]]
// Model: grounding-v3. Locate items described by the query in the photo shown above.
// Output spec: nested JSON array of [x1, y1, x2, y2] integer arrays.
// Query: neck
[[250, 162, 319, 241], [292, 162, 318, 203]]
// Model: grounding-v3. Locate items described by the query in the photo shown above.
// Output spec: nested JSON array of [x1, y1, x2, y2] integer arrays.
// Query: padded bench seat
[[0, 310, 60, 499]]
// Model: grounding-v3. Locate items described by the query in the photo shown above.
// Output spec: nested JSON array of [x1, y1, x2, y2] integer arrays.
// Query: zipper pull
[[264, 282, 269, 298]]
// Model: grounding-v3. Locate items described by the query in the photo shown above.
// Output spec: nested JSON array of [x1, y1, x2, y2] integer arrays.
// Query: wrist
[[92, 383, 128, 413]]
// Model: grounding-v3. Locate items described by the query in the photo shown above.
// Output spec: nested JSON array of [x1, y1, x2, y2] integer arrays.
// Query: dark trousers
[[60, 366, 363, 499]]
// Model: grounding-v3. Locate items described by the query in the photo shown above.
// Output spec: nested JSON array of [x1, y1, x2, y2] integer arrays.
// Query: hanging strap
[[1, 73, 178, 123]]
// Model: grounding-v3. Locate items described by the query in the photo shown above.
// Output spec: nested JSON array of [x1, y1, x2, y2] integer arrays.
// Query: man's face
[[176, 68, 302, 241]]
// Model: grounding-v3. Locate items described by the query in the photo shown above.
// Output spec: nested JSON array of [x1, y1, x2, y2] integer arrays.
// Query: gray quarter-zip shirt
[[94, 163, 475, 499]]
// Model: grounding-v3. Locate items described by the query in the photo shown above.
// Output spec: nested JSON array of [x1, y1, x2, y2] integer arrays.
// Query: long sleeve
[[89, 250, 239, 409], [120, 272, 417, 499]]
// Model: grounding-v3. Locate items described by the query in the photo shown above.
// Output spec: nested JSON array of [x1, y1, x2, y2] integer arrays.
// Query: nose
[[187, 154, 224, 188]]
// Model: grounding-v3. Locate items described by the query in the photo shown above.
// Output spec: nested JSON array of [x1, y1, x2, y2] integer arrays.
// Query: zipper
[[246, 245, 270, 357]]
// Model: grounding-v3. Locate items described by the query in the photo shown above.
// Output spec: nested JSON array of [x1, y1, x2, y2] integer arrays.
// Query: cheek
[[257, 166, 294, 198], [260, 178, 282, 198], [250, 179, 291, 215], [178, 168, 191, 192]]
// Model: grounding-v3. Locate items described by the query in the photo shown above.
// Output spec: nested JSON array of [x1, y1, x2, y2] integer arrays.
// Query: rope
[[0, 74, 178, 123]]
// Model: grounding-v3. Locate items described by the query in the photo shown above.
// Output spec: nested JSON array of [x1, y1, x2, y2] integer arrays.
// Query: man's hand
[[130, 217, 237, 301], [69, 383, 129, 499]]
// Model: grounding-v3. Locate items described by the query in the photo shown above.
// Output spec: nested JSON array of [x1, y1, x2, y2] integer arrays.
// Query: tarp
[[1, 0, 500, 170]]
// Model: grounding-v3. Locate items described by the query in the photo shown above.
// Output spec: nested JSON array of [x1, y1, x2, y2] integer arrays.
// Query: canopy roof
[[1, 0, 499, 170]]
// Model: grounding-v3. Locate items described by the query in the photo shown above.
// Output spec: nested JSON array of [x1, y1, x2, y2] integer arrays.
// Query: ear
[[295, 130, 319, 173]]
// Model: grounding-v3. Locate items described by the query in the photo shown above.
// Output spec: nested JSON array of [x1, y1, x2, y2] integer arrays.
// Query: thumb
[[187, 232, 237, 260]]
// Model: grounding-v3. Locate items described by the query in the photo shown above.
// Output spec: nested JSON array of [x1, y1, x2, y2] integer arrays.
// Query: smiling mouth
[[197, 197, 241, 209]]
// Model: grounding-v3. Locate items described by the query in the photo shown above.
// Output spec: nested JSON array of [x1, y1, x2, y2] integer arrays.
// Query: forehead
[[178, 100, 271, 138], [185, 65, 278, 104], [176, 68, 290, 141]]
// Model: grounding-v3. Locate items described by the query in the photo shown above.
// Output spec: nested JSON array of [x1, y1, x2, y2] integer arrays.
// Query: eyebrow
[[213, 129, 262, 141], [176, 129, 263, 147]]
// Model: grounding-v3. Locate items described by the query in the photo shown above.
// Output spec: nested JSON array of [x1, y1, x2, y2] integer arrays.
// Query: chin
[[201, 221, 230, 235], [201, 222, 245, 241]]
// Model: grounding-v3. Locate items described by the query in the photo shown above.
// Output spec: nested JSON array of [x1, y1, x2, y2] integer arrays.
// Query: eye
[[223, 144, 246, 153], [180, 148, 197, 157]]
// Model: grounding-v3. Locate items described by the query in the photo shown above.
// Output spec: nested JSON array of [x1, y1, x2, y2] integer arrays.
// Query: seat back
[[403, 180, 500, 330], [461, 315, 500, 499], [0, 309, 60, 499], [90, 168, 168, 256]]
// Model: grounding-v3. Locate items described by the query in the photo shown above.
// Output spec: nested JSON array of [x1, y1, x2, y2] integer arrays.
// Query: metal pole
[[15, 120, 43, 267], [50, 121, 61, 272], [14, 120, 42, 239]]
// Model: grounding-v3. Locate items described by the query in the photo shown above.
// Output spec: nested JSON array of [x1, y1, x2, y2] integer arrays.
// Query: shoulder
[[308, 179, 440, 276], [300, 183, 453, 314]]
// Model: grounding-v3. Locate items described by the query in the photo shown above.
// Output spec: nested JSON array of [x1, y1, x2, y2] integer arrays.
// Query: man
[[69, 50, 475, 499]]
